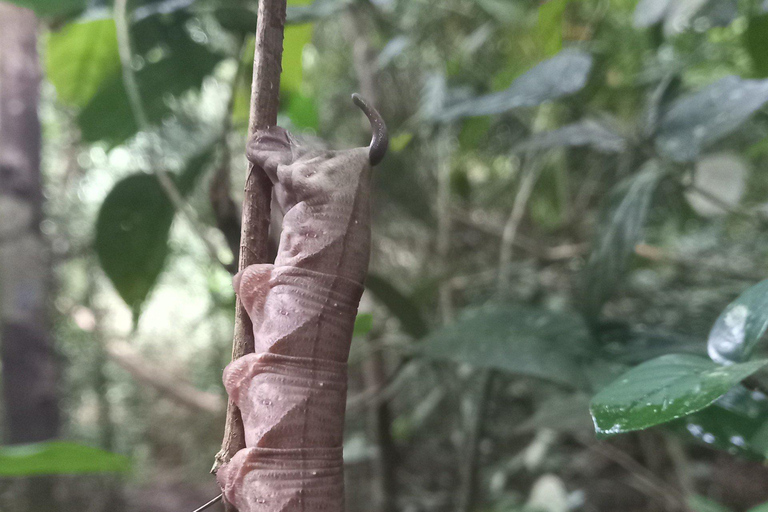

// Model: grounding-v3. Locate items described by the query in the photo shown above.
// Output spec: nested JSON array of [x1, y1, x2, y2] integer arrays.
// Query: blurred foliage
[[10, 0, 768, 510]]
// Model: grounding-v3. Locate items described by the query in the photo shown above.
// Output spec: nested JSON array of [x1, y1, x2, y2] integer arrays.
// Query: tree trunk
[[0, 3, 60, 510]]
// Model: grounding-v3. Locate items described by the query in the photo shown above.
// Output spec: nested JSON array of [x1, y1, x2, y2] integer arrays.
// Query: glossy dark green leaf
[[46, 18, 121, 108], [672, 386, 768, 460], [365, 274, 428, 338], [746, 14, 768, 79], [707, 280, 768, 365], [0, 441, 130, 476], [517, 120, 626, 154], [437, 49, 593, 122], [655, 76, 768, 162], [580, 161, 663, 320], [590, 354, 768, 436], [419, 303, 592, 387], [78, 11, 224, 145], [95, 148, 214, 315]]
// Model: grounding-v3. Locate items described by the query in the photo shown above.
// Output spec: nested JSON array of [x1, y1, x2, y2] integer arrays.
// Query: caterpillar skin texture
[[218, 99, 386, 512]]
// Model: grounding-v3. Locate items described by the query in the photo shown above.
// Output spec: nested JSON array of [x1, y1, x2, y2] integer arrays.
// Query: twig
[[210, 37, 250, 273], [114, 0, 230, 271], [635, 243, 764, 282], [213, 0, 286, 491], [685, 182, 766, 225], [436, 128, 454, 323], [584, 439, 690, 511], [191, 494, 223, 512], [458, 370, 495, 512], [103, 336, 225, 413], [498, 157, 542, 291]]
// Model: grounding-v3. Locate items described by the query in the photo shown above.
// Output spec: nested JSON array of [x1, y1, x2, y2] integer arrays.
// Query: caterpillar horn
[[352, 93, 388, 166]]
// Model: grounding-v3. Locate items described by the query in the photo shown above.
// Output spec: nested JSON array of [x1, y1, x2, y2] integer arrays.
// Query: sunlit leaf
[[655, 76, 768, 162], [281, 23, 313, 93], [419, 303, 592, 387], [590, 354, 768, 437], [287, 92, 319, 131], [353, 313, 374, 337], [0, 441, 129, 476], [78, 10, 224, 145], [708, 280, 768, 365], [46, 18, 120, 108], [537, 0, 568, 56], [580, 161, 663, 320], [437, 49, 593, 121], [389, 132, 414, 153]]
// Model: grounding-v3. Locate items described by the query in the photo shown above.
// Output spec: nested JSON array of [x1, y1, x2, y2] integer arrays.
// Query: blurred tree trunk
[[0, 3, 60, 510]]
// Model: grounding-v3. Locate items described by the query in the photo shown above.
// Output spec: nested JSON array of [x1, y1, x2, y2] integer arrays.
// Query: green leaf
[[419, 303, 592, 387], [281, 23, 313, 93], [95, 148, 214, 315], [437, 49, 593, 122], [365, 274, 429, 338], [4, 0, 85, 17], [95, 174, 175, 316], [46, 18, 121, 108], [580, 161, 662, 320], [78, 10, 224, 145], [672, 386, 768, 460], [656, 76, 768, 162], [286, 92, 319, 131], [708, 280, 768, 365], [537, 0, 568, 57], [353, 313, 374, 337], [745, 13, 768, 78], [689, 495, 733, 512], [0, 441, 130, 476], [749, 503, 768, 512], [590, 354, 768, 437]]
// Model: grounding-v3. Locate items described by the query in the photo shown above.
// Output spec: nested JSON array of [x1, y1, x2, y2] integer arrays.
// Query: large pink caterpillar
[[216, 95, 388, 512]]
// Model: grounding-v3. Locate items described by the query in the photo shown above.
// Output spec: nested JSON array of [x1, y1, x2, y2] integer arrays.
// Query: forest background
[[4, 0, 768, 511]]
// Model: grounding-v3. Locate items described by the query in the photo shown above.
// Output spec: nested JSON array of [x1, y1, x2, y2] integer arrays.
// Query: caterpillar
[[216, 94, 388, 512]]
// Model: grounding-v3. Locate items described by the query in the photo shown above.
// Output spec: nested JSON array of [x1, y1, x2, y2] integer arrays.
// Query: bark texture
[[0, 1, 59, 447], [214, 0, 286, 484], [0, 4, 60, 511]]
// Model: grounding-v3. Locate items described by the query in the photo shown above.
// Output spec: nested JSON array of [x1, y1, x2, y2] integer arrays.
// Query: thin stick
[[192, 494, 223, 512], [212, 0, 287, 494]]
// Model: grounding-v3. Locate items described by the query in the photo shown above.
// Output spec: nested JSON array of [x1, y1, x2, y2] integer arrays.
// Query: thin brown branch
[[103, 338, 225, 414], [213, 0, 286, 496]]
